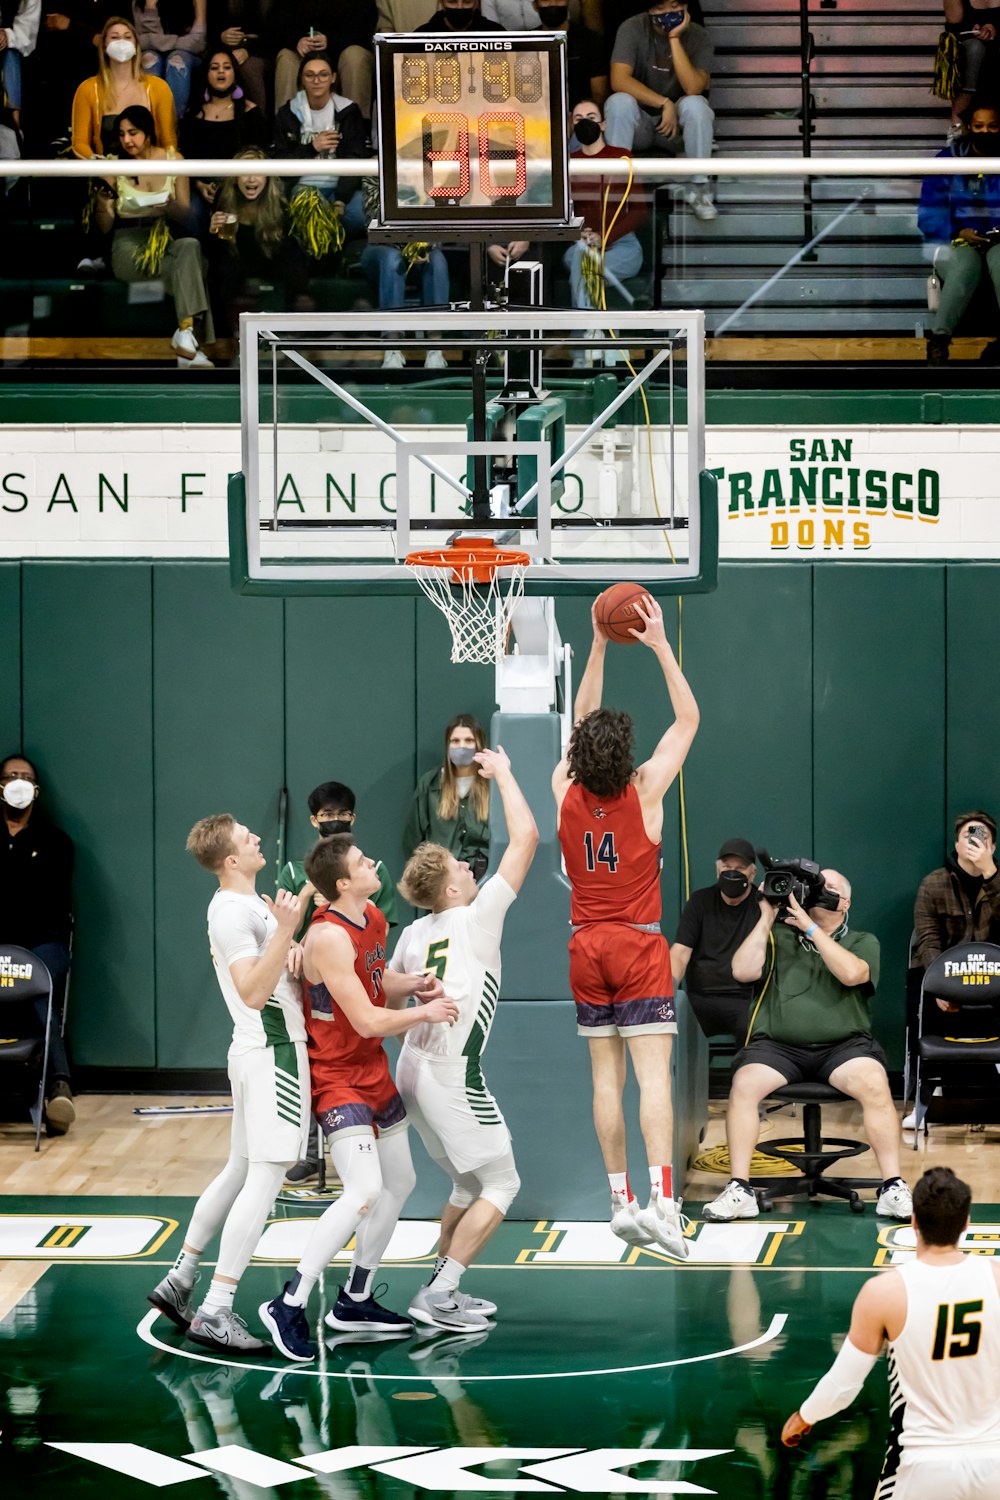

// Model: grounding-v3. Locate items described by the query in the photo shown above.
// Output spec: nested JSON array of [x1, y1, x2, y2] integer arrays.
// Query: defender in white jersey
[[390, 746, 538, 1331], [147, 814, 310, 1354], [783, 1167, 1000, 1499]]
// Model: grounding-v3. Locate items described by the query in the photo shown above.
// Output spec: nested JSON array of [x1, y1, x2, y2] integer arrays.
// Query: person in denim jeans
[[134, 0, 206, 119], [0, 0, 41, 131]]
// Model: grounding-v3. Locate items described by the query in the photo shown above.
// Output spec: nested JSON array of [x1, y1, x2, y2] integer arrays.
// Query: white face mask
[[106, 38, 137, 62], [3, 779, 36, 811]]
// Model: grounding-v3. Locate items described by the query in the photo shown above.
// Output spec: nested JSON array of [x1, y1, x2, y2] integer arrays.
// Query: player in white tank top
[[391, 746, 538, 1331], [782, 1167, 1000, 1500]]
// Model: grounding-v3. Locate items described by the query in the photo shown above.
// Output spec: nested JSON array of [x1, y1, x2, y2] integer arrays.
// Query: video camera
[[756, 850, 841, 914]]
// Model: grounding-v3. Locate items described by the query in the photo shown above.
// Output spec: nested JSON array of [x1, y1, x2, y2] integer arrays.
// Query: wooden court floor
[[1, 1097, 998, 1500]]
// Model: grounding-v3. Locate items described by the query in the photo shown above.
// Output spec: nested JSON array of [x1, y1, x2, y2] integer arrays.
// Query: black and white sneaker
[[259, 1286, 317, 1362], [147, 1272, 199, 1330], [284, 1157, 321, 1185], [702, 1180, 760, 1223], [324, 1283, 412, 1335]]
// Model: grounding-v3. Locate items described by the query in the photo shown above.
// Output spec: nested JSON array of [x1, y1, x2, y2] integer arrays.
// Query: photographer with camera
[[702, 857, 912, 1224]]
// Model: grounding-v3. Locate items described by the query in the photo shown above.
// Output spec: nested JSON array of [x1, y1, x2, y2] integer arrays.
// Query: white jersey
[[888, 1256, 1000, 1452], [207, 889, 306, 1056], [390, 875, 516, 1062]]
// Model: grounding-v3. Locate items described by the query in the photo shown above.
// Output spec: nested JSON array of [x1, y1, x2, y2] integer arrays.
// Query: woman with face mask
[[72, 15, 177, 158], [403, 714, 492, 880]]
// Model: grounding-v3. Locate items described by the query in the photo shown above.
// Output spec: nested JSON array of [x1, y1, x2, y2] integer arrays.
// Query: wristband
[[805, 922, 817, 938]]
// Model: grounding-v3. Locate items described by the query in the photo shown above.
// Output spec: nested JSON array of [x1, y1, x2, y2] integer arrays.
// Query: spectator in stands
[[0, 754, 75, 1135], [27, 3, 123, 151], [212, 0, 271, 115], [376, 0, 437, 30], [944, 0, 1000, 140], [95, 104, 214, 364], [605, 0, 717, 222], [483, 0, 539, 25], [273, 51, 368, 257], [403, 713, 490, 875], [415, 0, 503, 32], [134, 0, 207, 120], [0, 0, 41, 134], [913, 810, 1000, 979], [564, 98, 647, 362], [670, 837, 761, 1040], [207, 148, 311, 334], [72, 15, 177, 157], [361, 233, 450, 367], [918, 101, 1000, 364], [180, 44, 267, 229], [269, 1, 376, 120], [534, 0, 608, 110]]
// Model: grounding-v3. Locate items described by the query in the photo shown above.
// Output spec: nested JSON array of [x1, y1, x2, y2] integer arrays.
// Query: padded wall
[[1, 560, 996, 1072]]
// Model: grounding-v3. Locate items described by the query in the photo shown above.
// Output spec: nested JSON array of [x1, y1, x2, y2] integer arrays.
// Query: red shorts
[[313, 1055, 407, 1138], [569, 924, 676, 1037]]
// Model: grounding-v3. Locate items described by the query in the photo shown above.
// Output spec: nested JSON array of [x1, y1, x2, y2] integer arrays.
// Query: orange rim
[[405, 535, 531, 586]]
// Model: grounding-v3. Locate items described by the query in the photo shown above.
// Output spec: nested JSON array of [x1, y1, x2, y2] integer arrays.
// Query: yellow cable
[[743, 928, 776, 1047]]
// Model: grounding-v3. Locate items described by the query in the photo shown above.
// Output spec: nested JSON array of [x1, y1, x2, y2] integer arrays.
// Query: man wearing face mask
[[532, 0, 608, 110], [415, 0, 504, 32], [0, 753, 76, 1134], [670, 838, 761, 1041], [703, 865, 913, 1224], [919, 103, 1000, 365]]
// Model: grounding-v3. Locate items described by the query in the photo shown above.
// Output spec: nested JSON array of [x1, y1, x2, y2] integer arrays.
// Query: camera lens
[[771, 874, 790, 896]]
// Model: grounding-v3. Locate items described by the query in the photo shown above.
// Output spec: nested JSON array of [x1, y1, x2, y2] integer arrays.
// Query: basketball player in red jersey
[[553, 595, 699, 1259], [259, 833, 458, 1362]]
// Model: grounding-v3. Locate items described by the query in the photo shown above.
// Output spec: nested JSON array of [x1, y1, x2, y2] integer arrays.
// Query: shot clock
[[372, 32, 576, 240]]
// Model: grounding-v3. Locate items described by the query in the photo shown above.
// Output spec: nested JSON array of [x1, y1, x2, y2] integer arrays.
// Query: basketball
[[594, 583, 653, 644]]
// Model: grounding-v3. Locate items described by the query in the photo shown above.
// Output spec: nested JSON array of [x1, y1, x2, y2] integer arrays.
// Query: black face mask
[[719, 869, 749, 899], [317, 819, 353, 837], [444, 6, 477, 26], [538, 3, 569, 22], [972, 132, 1000, 155], [574, 117, 602, 146]]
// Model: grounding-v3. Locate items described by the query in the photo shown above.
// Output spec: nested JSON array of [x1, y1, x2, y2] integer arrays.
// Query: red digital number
[[422, 112, 470, 199], [477, 111, 527, 199]]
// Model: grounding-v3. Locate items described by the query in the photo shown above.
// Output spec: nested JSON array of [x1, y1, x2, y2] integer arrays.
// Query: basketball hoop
[[405, 536, 531, 665]]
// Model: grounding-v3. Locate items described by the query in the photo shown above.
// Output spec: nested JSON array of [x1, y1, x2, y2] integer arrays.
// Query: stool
[[752, 1081, 881, 1214]]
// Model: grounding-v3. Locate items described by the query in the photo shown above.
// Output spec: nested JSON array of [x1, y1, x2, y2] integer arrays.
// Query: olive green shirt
[[752, 922, 880, 1045], [403, 766, 491, 865], [277, 855, 398, 943]]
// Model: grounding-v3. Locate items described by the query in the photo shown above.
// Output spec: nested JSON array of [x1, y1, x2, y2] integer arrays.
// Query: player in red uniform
[[259, 833, 458, 1362], [553, 595, 699, 1258]]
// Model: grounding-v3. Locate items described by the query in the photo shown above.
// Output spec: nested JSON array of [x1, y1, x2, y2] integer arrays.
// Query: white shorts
[[396, 1045, 512, 1176], [228, 1040, 310, 1165], [878, 1446, 1000, 1500]]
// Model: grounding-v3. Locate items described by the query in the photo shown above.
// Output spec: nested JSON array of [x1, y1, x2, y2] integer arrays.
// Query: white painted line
[[47, 1443, 208, 1487], [185, 1443, 311, 1485], [137, 1308, 788, 1384]]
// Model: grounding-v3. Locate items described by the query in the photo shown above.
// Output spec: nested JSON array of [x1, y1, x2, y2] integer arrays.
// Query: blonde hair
[[437, 713, 489, 824], [216, 149, 287, 259], [97, 16, 144, 105], [186, 814, 237, 873], [398, 842, 453, 910]]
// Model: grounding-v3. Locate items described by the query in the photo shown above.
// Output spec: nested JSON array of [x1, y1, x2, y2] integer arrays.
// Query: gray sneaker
[[187, 1307, 272, 1356], [408, 1284, 491, 1332], [148, 1272, 199, 1331], [456, 1290, 497, 1318]]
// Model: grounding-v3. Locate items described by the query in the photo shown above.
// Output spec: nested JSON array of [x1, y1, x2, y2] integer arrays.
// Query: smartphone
[[966, 823, 988, 845]]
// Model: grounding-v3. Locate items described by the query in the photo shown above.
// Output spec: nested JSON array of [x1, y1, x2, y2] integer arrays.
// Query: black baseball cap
[[718, 838, 756, 864]]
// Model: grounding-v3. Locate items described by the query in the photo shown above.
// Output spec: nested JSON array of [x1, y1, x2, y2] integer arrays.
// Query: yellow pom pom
[[133, 216, 172, 277], [289, 188, 344, 260]]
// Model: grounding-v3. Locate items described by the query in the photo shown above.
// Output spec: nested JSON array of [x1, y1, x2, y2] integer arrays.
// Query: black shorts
[[733, 1033, 888, 1085]]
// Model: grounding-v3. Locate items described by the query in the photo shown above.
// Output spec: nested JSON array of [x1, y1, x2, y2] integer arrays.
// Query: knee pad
[[476, 1155, 521, 1217]]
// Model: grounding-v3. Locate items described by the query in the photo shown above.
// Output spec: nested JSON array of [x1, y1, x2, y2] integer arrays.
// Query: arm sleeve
[[850, 931, 880, 993], [979, 868, 1000, 934], [209, 902, 263, 969], [6, 0, 41, 56], [798, 1338, 879, 1425], [71, 80, 97, 158], [403, 776, 432, 858], [918, 169, 953, 242], [276, 861, 301, 896], [913, 875, 945, 968], [610, 18, 640, 69], [150, 79, 178, 150]]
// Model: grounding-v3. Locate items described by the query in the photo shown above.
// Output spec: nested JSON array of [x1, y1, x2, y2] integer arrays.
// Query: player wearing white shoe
[[782, 1167, 1000, 1499], [147, 814, 310, 1355], [391, 746, 539, 1331]]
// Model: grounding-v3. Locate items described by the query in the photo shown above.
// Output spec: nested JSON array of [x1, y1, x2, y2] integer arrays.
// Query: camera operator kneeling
[[703, 866, 913, 1224]]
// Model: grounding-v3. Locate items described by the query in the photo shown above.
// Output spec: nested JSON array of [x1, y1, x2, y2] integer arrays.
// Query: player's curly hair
[[567, 709, 635, 798], [913, 1166, 972, 1246], [398, 842, 453, 911]]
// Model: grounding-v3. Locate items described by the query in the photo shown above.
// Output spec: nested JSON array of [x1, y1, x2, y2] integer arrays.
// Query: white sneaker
[[381, 349, 405, 370], [172, 327, 214, 368], [702, 1179, 759, 1223], [634, 1188, 691, 1260], [424, 350, 447, 369], [610, 1192, 653, 1247], [901, 1110, 917, 1130], [685, 186, 718, 222], [877, 1180, 913, 1220]]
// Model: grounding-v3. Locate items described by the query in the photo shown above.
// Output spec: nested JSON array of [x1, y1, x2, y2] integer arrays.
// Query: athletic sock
[[432, 1256, 466, 1293], [345, 1264, 375, 1302], [881, 1176, 904, 1191], [201, 1279, 236, 1315], [432, 1254, 447, 1278], [171, 1247, 202, 1290], [732, 1178, 752, 1192], [608, 1173, 632, 1200], [282, 1269, 317, 1310], [650, 1165, 673, 1200]]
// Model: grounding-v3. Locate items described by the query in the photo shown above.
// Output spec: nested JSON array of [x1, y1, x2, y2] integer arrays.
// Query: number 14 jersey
[[558, 781, 662, 926]]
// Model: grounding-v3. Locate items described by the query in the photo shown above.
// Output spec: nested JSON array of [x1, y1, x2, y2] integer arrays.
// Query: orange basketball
[[594, 583, 653, 644]]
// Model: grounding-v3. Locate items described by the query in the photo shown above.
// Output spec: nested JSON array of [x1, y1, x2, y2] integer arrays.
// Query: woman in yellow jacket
[[72, 15, 177, 159]]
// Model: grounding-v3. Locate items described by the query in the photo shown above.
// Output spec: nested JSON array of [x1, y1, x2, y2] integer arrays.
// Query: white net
[[406, 560, 528, 665]]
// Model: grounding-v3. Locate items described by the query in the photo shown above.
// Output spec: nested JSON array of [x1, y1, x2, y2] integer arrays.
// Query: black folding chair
[[913, 941, 1000, 1147], [0, 944, 55, 1151]]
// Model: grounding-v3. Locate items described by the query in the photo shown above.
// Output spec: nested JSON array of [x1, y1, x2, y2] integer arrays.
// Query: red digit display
[[422, 112, 470, 199], [477, 111, 527, 199]]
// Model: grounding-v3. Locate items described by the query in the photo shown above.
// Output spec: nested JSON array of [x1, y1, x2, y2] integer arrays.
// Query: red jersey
[[304, 901, 388, 1099], [558, 781, 662, 926]]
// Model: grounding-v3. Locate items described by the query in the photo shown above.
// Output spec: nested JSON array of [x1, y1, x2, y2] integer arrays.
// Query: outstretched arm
[[476, 746, 539, 895], [553, 602, 607, 807], [781, 1276, 892, 1447], [632, 598, 700, 807]]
